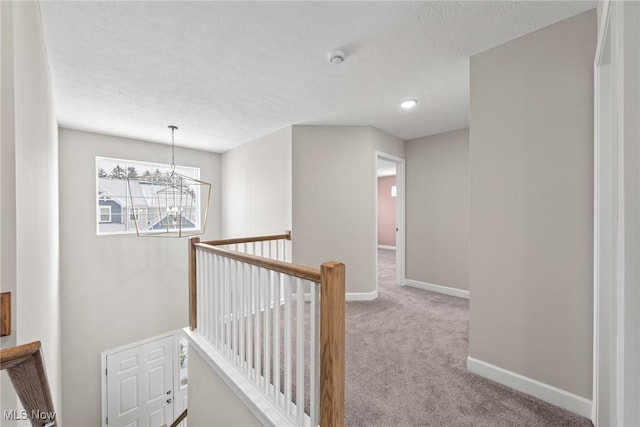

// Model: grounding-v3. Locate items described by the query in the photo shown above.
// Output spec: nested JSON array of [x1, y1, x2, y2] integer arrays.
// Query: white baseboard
[[404, 279, 469, 299], [346, 290, 378, 301], [466, 357, 592, 419], [377, 245, 396, 250]]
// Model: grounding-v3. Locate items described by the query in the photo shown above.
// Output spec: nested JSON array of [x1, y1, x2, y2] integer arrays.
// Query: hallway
[[343, 249, 592, 426]]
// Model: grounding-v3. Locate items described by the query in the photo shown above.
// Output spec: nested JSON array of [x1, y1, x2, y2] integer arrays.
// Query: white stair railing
[[188, 232, 344, 427]]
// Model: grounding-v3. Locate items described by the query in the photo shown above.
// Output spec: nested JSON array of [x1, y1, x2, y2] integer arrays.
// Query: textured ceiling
[[40, 1, 594, 152]]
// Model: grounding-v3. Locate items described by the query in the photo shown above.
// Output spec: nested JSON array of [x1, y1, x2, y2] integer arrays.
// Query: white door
[[106, 336, 174, 427]]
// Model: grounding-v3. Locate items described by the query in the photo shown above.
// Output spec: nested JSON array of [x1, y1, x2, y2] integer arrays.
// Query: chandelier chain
[[169, 125, 178, 172]]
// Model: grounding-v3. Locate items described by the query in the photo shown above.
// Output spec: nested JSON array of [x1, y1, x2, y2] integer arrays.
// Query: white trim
[[593, 3, 612, 424], [346, 290, 378, 301], [377, 245, 396, 250], [100, 329, 185, 427], [593, 2, 640, 425], [404, 279, 469, 299], [185, 328, 292, 427], [467, 357, 592, 419]]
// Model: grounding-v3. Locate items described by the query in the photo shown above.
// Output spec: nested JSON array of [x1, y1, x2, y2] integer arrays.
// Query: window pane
[[99, 207, 111, 222], [96, 156, 201, 235]]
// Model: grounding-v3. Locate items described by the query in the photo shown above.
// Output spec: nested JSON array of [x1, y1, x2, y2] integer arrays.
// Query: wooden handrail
[[160, 408, 187, 427], [201, 230, 291, 246], [0, 341, 40, 370], [320, 262, 345, 427], [194, 243, 321, 282], [0, 341, 57, 427], [170, 408, 187, 427]]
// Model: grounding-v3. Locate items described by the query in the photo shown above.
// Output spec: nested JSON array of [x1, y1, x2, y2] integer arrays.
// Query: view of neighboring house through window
[[96, 156, 201, 235]]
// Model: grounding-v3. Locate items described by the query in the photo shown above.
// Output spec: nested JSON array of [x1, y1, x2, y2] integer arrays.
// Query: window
[[96, 157, 201, 235], [99, 206, 111, 223]]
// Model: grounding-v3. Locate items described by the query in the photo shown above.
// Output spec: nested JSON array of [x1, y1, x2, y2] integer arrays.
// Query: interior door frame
[[593, 4, 613, 422], [375, 151, 406, 288], [593, 1, 640, 425], [100, 329, 185, 427]]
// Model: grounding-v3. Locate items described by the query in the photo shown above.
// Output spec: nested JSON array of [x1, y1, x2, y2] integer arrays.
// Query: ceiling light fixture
[[400, 99, 418, 110], [328, 50, 345, 65], [127, 125, 211, 238]]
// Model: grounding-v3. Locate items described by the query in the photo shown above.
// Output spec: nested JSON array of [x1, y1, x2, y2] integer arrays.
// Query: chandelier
[[126, 125, 211, 237]]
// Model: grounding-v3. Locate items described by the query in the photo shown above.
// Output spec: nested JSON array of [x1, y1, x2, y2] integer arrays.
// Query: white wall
[[221, 126, 291, 237], [405, 128, 469, 291], [58, 128, 221, 426], [469, 9, 595, 401], [1, 2, 19, 421], [1, 1, 62, 421], [292, 126, 404, 296], [188, 346, 261, 427]]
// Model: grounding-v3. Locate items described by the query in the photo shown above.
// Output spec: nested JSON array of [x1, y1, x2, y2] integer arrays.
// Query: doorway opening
[[375, 151, 405, 294]]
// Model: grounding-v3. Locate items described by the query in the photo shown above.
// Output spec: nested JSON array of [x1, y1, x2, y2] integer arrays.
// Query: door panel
[[107, 336, 174, 426]]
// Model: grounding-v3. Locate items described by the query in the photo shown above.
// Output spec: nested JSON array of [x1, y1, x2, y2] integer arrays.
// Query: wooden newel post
[[320, 261, 345, 427], [189, 236, 200, 330]]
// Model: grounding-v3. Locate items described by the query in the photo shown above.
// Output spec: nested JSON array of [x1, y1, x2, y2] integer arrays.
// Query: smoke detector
[[328, 50, 345, 65]]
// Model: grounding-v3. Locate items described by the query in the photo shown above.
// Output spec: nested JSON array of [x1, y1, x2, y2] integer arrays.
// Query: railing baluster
[[217, 254, 221, 350], [225, 257, 231, 359], [248, 264, 254, 382], [202, 252, 209, 341], [282, 239, 286, 262], [217, 254, 223, 350], [196, 250, 203, 332], [310, 281, 320, 427], [253, 267, 262, 387], [235, 262, 242, 372], [284, 274, 292, 414], [227, 259, 235, 363], [234, 259, 240, 366], [210, 253, 215, 343], [222, 255, 227, 351], [273, 271, 281, 406], [263, 267, 271, 396], [244, 262, 250, 375], [212, 254, 217, 348], [201, 251, 207, 336], [296, 278, 305, 425]]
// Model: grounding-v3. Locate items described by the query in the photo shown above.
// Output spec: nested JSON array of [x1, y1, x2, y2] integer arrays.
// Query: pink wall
[[377, 175, 396, 246]]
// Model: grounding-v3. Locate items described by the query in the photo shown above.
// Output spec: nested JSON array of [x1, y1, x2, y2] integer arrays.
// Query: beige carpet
[[343, 249, 593, 427]]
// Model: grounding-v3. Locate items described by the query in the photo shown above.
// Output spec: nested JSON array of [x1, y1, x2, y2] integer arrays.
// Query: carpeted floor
[[343, 249, 593, 427]]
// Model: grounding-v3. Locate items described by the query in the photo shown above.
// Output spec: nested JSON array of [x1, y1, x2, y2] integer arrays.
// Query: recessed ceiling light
[[400, 99, 418, 110]]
